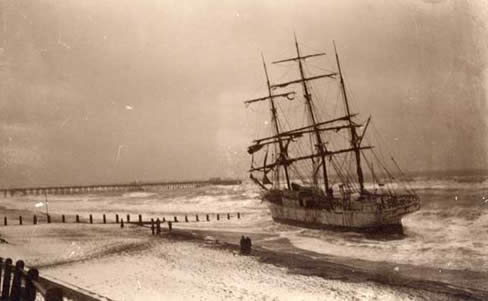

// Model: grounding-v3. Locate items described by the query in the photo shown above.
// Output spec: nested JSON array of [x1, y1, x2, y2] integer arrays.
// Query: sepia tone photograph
[[0, 0, 487, 300]]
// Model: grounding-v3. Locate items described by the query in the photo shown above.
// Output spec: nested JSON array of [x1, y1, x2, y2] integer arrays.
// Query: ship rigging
[[244, 36, 420, 232]]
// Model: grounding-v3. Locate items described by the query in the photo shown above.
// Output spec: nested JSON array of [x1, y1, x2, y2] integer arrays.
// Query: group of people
[[240, 235, 252, 255]]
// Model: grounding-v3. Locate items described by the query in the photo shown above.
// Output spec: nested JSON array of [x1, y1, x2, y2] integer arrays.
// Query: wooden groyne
[[125, 212, 242, 235], [0, 179, 242, 197], [1, 212, 242, 228]]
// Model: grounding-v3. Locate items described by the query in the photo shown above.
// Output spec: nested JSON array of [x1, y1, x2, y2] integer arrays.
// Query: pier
[[0, 178, 242, 197]]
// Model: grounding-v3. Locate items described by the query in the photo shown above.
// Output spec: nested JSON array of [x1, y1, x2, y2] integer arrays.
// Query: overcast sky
[[0, 0, 487, 186]]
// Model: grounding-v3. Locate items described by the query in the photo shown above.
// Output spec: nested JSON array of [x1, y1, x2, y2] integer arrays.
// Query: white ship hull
[[264, 189, 420, 232]]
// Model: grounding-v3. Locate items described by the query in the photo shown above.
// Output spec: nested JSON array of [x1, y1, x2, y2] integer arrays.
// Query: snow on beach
[[0, 223, 455, 301]]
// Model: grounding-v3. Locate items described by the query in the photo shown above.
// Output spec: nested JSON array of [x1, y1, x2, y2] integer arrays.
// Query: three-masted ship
[[245, 37, 420, 233]]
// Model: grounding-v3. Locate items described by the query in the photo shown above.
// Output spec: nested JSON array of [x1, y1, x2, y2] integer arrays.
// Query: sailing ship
[[245, 37, 420, 233]]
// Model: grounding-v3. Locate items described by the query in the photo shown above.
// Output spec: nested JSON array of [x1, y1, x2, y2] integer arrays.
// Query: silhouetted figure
[[240, 236, 252, 255], [240, 235, 246, 253]]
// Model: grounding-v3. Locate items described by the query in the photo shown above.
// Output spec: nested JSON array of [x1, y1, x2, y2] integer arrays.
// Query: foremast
[[262, 55, 291, 189], [245, 56, 293, 190], [333, 42, 366, 194]]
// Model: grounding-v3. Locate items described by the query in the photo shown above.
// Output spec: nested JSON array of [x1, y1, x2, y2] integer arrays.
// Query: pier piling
[[19, 216, 22, 225], [33, 215, 37, 225]]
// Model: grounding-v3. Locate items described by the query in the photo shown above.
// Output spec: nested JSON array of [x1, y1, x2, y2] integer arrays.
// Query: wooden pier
[[0, 179, 241, 197]]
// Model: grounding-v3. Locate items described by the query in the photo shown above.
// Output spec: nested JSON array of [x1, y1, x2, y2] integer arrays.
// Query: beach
[[0, 223, 461, 301], [1, 173, 487, 300]]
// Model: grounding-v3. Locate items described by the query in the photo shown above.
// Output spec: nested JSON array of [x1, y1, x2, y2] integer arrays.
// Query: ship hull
[[264, 189, 420, 233]]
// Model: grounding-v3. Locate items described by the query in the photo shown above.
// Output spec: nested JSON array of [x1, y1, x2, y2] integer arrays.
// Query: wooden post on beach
[[47, 215, 51, 224], [120, 219, 124, 228], [1, 258, 12, 299], [62, 215, 65, 223], [151, 219, 155, 235], [19, 216, 22, 225], [10, 260, 24, 299], [206, 214, 209, 222], [156, 218, 161, 234], [217, 214, 220, 221], [103, 214, 106, 224], [196, 214, 199, 222], [33, 215, 37, 225], [89, 214, 93, 224], [174, 216, 178, 222], [115, 214, 119, 224], [237, 212, 240, 219], [138, 214, 142, 225], [227, 213, 230, 220], [0, 258, 3, 287], [185, 215, 188, 222], [168, 221, 172, 232], [126, 214, 130, 223], [26, 268, 39, 301], [76, 215, 80, 223], [4, 217, 7, 226]]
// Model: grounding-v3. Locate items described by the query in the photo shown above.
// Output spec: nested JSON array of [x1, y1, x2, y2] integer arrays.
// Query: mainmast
[[262, 54, 291, 189], [273, 35, 331, 195], [333, 41, 365, 193]]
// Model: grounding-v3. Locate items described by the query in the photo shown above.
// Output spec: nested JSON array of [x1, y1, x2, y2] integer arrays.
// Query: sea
[[5, 170, 488, 274]]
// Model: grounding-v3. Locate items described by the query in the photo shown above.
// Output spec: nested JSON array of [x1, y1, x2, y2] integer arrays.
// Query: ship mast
[[333, 41, 365, 193], [244, 57, 295, 190], [262, 54, 291, 189], [273, 35, 330, 195]]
